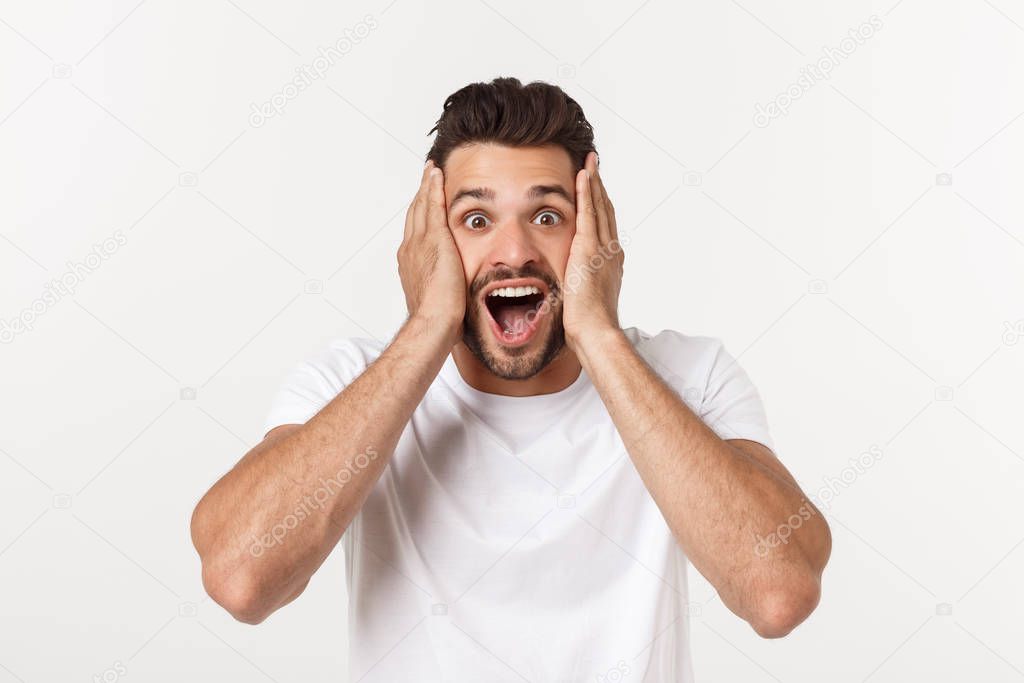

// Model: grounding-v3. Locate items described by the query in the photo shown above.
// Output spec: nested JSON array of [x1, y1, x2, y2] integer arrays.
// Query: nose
[[486, 219, 542, 271]]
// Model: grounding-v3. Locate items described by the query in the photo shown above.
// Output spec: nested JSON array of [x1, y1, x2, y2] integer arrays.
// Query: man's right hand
[[398, 160, 465, 346]]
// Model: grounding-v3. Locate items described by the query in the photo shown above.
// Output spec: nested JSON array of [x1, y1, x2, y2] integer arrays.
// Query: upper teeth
[[488, 285, 541, 298]]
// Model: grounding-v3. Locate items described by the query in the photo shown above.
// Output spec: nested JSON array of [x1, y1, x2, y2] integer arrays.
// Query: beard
[[462, 264, 566, 380]]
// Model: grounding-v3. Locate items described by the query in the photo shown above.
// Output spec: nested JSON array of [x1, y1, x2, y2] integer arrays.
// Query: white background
[[2, 0, 1023, 681]]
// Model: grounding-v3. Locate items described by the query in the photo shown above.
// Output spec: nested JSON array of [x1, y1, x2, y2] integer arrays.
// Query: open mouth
[[483, 282, 548, 347]]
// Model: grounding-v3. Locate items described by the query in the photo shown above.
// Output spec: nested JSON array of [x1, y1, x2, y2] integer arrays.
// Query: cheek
[[551, 229, 576, 278], [450, 233, 478, 286]]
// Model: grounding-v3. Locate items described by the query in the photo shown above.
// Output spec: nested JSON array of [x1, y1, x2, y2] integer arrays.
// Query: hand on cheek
[[396, 161, 467, 346], [561, 152, 624, 351]]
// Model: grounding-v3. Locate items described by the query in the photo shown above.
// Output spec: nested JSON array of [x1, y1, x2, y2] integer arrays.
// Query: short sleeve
[[630, 328, 775, 453], [262, 337, 383, 437], [699, 341, 775, 452]]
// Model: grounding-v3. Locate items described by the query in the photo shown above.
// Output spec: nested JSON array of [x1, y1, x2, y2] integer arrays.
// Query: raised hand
[[397, 160, 466, 346], [562, 151, 624, 351]]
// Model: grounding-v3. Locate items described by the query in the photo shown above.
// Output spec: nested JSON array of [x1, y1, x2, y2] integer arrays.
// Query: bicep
[[223, 424, 303, 474], [265, 423, 302, 443], [726, 438, 801, 492]]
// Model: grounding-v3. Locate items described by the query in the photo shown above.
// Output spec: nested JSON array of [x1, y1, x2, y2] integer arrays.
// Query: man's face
[[443, 143, 578, 380]]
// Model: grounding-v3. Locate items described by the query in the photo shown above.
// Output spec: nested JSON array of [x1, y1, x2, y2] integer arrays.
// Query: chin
[[462, 267, 566, 380], [462, 305, 566, 381]]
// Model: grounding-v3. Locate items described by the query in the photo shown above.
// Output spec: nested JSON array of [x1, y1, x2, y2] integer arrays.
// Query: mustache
[[469, 264, 561, 299]]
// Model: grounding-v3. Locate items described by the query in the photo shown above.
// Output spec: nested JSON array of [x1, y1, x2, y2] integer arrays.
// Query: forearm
[[575, 328, 829, 635], [191, 314, 456, 622]]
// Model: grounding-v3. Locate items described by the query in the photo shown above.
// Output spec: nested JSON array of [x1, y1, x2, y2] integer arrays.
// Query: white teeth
[[488, 285, 540, 298]]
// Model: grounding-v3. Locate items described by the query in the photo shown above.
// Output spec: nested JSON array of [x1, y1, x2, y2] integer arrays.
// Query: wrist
[[406, 312, 462, 348], [568, 323, 626, 369]]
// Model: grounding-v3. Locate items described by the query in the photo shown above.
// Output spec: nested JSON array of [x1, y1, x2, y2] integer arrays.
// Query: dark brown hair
[[426, 77, 596, 171]]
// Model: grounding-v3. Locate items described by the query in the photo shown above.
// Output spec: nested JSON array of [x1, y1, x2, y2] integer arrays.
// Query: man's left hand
[[562, 151, 625, 351]]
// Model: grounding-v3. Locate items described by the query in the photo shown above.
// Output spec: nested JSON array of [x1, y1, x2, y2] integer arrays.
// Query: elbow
[[749, 578, 821, 639], [750, 517, 832, 638], [191, 497, 268, 624], [202, 564, 271, 625], [193, 525, 269, 624]]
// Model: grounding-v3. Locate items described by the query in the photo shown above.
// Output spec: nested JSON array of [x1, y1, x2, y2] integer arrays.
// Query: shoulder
[[623, 326, 725, 358], [284, 336, 386, 393], [321, 336, 387, 365], [622, 326, 726, 385], [262, 336, 387, 435], [310, 336, 386, 378], [623, 326, 774, 449]]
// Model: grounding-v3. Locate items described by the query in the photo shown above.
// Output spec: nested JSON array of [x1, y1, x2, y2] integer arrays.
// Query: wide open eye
[[463, 213, 491, 231], [532, 210, 562, 227]]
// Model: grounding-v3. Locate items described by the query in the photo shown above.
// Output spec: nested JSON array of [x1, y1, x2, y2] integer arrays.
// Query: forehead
[[443, 143, 575, 190]]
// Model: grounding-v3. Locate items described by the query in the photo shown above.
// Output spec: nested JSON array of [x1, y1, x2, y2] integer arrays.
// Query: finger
[[590, 151, 619, 245], [426, 166, 448, 234], [594, 166, 618, 244], [403, 200, 416, 242], [587, 157, 611, 245], [575, 168, 597, 240], [404, 161, 434, 241], [412, 162, 435, 238]]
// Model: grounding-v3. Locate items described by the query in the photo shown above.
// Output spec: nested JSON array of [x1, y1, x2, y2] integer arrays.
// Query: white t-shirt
[[263, 327, 774, 683]]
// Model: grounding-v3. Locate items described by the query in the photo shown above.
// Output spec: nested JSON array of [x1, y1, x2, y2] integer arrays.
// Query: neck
[[451, 342, 582, 397]]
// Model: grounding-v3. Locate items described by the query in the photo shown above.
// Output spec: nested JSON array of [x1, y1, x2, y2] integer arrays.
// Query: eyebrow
[[448, 184, 573, 211]]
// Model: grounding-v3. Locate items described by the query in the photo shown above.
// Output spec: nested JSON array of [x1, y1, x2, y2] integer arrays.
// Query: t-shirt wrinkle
[[262, 327, 774, 682]]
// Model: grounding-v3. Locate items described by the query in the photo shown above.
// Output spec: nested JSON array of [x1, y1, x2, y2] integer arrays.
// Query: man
[[191, 77, 831, 682]]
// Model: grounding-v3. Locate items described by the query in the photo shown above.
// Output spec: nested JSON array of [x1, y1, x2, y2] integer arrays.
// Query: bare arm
[[190, 161, 464, 624], [575, 328, 830, 638], [190, 316, 453, 623], [563, 153, 830, 638]]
